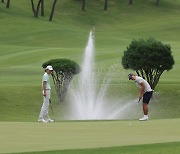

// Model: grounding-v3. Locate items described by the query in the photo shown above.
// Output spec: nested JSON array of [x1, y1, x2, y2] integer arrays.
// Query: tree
[[1, 0, 4, 3], [122, 38, 174, 89], [6, 0, 10, 8], [41, 0, 44, 16], [35, 0, 42, 17], [82, 0, 85, 11], [129, 0, 133, 5], [31, 0, 57, 21], [156, 0, 160, 6], [42, 59, 81, 102], [104, 0, 108, 10], [49, 0, 57, 21], [31, 0, 36, 17], [31, 0, 44, 18]]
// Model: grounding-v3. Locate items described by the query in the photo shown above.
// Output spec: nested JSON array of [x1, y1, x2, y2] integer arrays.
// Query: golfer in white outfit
[[128, 73, 153, 121], [38, 65, 54, 123]]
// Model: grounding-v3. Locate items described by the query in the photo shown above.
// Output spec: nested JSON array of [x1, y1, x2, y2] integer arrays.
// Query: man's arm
[[43, 81, 47, 96], [139, 82, 145, 100]]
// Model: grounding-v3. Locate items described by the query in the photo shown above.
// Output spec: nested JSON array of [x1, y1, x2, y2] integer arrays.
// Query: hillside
[[0, 0, 180, 121]]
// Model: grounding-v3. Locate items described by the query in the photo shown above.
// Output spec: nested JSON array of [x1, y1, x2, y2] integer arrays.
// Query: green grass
[[0, 1, 180, 153], [0, 119, 179, 154], [14, 142, 180, 154], [0, 0, 180, 121]]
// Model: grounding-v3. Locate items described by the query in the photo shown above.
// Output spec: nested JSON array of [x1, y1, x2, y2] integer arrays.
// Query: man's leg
[[38, 96, 48, 122], [43, 90, 54, 122], [143, 103, 148, 115], [139, 91, 153, 121], [139, 103, 149, 121], [44, 90, 50, 121]]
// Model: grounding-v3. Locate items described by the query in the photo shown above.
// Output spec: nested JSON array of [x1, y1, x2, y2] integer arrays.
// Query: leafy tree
[[122, 38, 174, 89], [42, 59, 81, 102]]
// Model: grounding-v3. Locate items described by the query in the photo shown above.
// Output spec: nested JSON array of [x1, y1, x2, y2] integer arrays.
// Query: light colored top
[[42, 72, 51, 90], [135, 76, 152, 93]]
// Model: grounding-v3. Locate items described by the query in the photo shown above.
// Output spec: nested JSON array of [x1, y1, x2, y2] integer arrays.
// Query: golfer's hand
[[138, 94, 142, 100], [43, 93, 46, 97]]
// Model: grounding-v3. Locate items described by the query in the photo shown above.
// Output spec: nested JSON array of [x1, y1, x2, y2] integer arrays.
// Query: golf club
[[49, 99, 55, 121], [138, 98, 141, 103], [129, 98, 141, 124]]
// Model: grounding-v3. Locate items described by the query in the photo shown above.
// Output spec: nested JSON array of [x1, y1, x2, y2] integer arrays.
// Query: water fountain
[[63, 31, 139, 120]]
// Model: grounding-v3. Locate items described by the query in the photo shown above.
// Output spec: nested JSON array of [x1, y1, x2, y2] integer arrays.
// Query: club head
[[138, 98, 141, 103]]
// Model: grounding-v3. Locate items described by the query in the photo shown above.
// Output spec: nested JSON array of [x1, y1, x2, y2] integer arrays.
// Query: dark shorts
[[143, 91, 153, 104]]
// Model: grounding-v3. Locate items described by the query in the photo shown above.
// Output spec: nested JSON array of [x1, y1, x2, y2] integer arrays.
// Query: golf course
[[0, 0, 180, 153]]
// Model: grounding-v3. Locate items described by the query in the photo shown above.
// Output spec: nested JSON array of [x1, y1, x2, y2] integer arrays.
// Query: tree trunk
[[59, 77, 72, 102], [6, 0, 10, 8], [41, 0, 44, 16], [104, 0, 108, 10], [35, 0, 42, 17], [129, 0, 132, 5], [136, 69, 164, 90], [156, 0, 160, 6], [1, 0, 4, 3], [52, 72, 72, 103], [82, 0, 85, 11], [49, 0, 57, 21], [31, 0, 36, 17]]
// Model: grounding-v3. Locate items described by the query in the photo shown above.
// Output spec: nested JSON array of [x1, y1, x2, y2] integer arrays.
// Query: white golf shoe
[[47, 119, 54, 122], [139, 115, 149, 121], [38, 119, 47, 123]]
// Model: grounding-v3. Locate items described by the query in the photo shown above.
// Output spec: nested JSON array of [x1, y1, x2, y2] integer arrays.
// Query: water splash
[[62, 31, 139, 120]]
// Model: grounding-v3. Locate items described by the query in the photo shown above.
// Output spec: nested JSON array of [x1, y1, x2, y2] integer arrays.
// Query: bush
[[42, 58, 81, 102]]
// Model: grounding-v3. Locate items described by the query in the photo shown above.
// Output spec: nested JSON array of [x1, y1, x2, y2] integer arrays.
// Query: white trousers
[[39, 90, 51, 120]]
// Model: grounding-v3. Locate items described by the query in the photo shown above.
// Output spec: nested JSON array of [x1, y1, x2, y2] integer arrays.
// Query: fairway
[[0, 119, 180, 153], [0, 0, 180, 153]]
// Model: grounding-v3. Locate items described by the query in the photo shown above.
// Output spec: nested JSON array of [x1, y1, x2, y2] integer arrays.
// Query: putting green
[[0, 119, 180, 153]]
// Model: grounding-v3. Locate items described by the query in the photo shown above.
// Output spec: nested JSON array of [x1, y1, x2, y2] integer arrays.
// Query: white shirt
[[135, 76, 152, 93], [42, 72, 51, 90]]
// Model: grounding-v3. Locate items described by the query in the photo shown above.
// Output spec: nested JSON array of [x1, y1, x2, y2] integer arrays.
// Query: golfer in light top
[[128, 73, 153, 121], [38, 65, 54, 123]]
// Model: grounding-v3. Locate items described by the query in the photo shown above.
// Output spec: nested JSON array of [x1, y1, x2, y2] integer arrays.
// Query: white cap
[[46, 65, 53, 71]]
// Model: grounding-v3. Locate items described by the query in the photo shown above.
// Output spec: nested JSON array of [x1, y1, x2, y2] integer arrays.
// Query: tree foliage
[[122, 38, 174, 89], [42, 59, 81, 102]]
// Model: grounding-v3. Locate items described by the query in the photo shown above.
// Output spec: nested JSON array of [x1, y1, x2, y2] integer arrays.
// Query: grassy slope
[[0, 0, 180, 121], [0, 119, 179, 153]]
